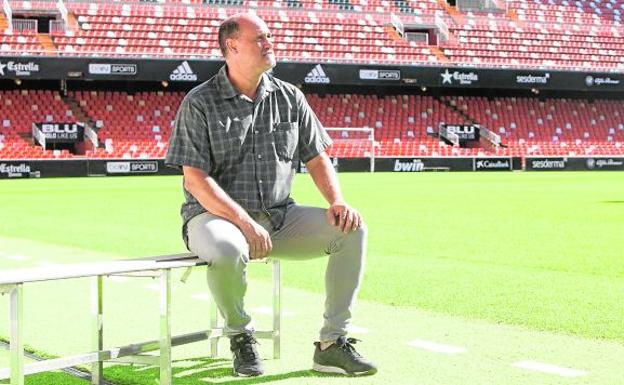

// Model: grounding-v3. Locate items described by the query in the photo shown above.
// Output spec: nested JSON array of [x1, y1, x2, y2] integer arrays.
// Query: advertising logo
[[170, 61, 198, 81], [107, 161, 158, 174], [304, 64, 330, 84], [0, 163, 31, 178], [475, 159, 511, 170], [37, 123, 84, 142], [530, 158, 567, 169], [440, 69, 479, 85], [89, 63, 137, 75], [0, 61, 40, 76], [393, 159, 424, 172], [130, 161, 158, 172], [359, 69, 401, 80], [585, 75, 620, 87], [586, 158, 623, 169], [106, 162, 131, 174], [442, 124, 480, 141], [516, 73, 550, 84]]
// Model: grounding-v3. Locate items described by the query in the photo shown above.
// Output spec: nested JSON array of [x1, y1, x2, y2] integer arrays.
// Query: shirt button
[[258, 154, 262, 159], [254, 130, 259, 134], [258, 180, 263, 184]]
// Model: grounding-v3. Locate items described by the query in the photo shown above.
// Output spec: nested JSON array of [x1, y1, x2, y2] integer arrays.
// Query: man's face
[[228, 16, 276, 73]]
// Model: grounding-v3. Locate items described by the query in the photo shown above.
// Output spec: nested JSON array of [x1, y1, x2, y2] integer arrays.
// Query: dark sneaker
[[230, 333, 264, 377], [312, 336, 377, 376]]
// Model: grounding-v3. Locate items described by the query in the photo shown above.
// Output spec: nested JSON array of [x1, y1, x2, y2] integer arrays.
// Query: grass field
[[1, 171, 623, 385]]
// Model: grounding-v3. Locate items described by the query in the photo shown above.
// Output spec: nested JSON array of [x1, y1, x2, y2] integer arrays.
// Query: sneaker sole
[[232, 368, 263, 377], [312, 363, 377, 376]]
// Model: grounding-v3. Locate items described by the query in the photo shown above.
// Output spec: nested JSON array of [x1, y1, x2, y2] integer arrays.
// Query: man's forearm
[[183, 166, 251, 227], [306, 152, 344, 205]]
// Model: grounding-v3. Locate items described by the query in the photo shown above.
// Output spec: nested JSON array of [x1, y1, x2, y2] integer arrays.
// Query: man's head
[[218, 13, 276, 75]]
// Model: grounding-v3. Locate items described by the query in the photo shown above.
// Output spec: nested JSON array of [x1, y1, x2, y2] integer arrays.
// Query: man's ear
[[227, 39, 238, 55]]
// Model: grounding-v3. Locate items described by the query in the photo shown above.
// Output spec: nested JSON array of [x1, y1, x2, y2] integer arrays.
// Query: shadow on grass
[[104, 356, 341, 385]]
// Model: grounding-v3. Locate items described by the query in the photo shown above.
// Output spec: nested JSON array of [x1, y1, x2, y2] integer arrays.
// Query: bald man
[[166, 13, 376, 377]]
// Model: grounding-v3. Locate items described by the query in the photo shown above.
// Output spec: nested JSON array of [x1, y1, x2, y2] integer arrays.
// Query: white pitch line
[[250, 306, 294, 317], [6, 255, 30, 261], [512, 361, 589, 378], [37, 261, 62, 268], [191, 293, 211, 301], [407, 339, 467, 354], [346, 325, 370, 334], [144, 283, 160, 292], [107, 276, 129, 283], [133, 365, 157, 372], [174, 362, 228, 378]]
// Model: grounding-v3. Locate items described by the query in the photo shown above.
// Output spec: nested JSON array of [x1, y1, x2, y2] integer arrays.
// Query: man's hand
[[327, 201, 363, 234], [238, 219, 273, 259]]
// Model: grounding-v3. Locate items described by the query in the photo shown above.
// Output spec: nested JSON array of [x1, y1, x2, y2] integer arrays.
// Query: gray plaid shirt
[[166, 65, 332, 241]]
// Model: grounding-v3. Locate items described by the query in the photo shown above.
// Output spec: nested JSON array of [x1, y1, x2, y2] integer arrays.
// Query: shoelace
[[236, 335, 260, 361], [338, 337, 363, 358]]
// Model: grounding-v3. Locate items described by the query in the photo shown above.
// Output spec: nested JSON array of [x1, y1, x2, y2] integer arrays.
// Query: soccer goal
[[325, 127, 376, 172]]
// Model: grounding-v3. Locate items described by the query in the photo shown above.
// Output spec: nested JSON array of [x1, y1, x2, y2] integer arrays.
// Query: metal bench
[[0, 252, 281, 385]]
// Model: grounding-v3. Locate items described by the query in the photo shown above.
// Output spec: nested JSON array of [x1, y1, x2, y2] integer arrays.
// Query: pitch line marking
[[407, 339, 467, 354], [191, 293, 210, 301], [108, 276, 129, 283], [346, 324, 371, 334], [37, 261, 61, 267], [512, 360, 589, 378], [250, 306, 294, 317], [144, 284, 159, 292], [6, 254, 30, 261]]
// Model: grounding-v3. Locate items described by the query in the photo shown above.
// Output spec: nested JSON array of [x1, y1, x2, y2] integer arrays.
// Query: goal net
[[325, 127, 376, 172]]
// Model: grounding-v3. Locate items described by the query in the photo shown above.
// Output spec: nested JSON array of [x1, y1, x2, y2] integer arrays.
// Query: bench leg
[[272, 260, 281, 359], [159, 270, 172, 385], [210, 294, 219, 357], [10, 284, 24, 385], [91, 276, 104, 385]]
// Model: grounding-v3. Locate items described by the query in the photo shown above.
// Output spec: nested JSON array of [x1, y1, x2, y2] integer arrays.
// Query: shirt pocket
[[272, 122, 298, 161], [212, 119, 243, 167]]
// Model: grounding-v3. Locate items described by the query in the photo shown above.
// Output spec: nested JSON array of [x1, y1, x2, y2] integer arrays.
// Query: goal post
[[324, 127, 376, 172]]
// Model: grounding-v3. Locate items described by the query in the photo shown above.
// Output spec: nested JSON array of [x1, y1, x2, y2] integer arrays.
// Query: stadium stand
[[443, 3, 624, 70], [2, 89, 622, 159], [71, 90, 180, 159], [0, 0, 622, 162], [444, 95, 624, 156], [0, 89, 76, 159]]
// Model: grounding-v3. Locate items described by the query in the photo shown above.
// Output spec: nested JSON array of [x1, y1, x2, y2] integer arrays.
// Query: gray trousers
[[186, 204, 367, 342]]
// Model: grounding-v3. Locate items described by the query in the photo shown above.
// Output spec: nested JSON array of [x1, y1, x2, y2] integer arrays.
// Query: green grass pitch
[[1, 171, 623, 385]]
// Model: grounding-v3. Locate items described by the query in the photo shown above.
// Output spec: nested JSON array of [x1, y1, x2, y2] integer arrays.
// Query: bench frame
[[0, 252, 281, 385]]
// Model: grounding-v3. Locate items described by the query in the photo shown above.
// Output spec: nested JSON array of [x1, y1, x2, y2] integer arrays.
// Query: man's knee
[[354, 222, 368, 240], [212, 240, 249, 268], [192, 237, 248, 268], [188, 217, 249, 268], [344, 222, 368, 245]]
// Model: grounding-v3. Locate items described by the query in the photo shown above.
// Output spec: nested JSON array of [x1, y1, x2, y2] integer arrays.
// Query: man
[[165, 12, 376, 377]]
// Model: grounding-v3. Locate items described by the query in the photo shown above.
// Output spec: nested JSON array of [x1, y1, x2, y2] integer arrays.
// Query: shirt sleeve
[[165, 93, 212, 174], [295, 88, 333, 163]]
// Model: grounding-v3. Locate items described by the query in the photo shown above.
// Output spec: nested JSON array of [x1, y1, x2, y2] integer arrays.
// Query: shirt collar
[[217, 65, 277, 101]]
